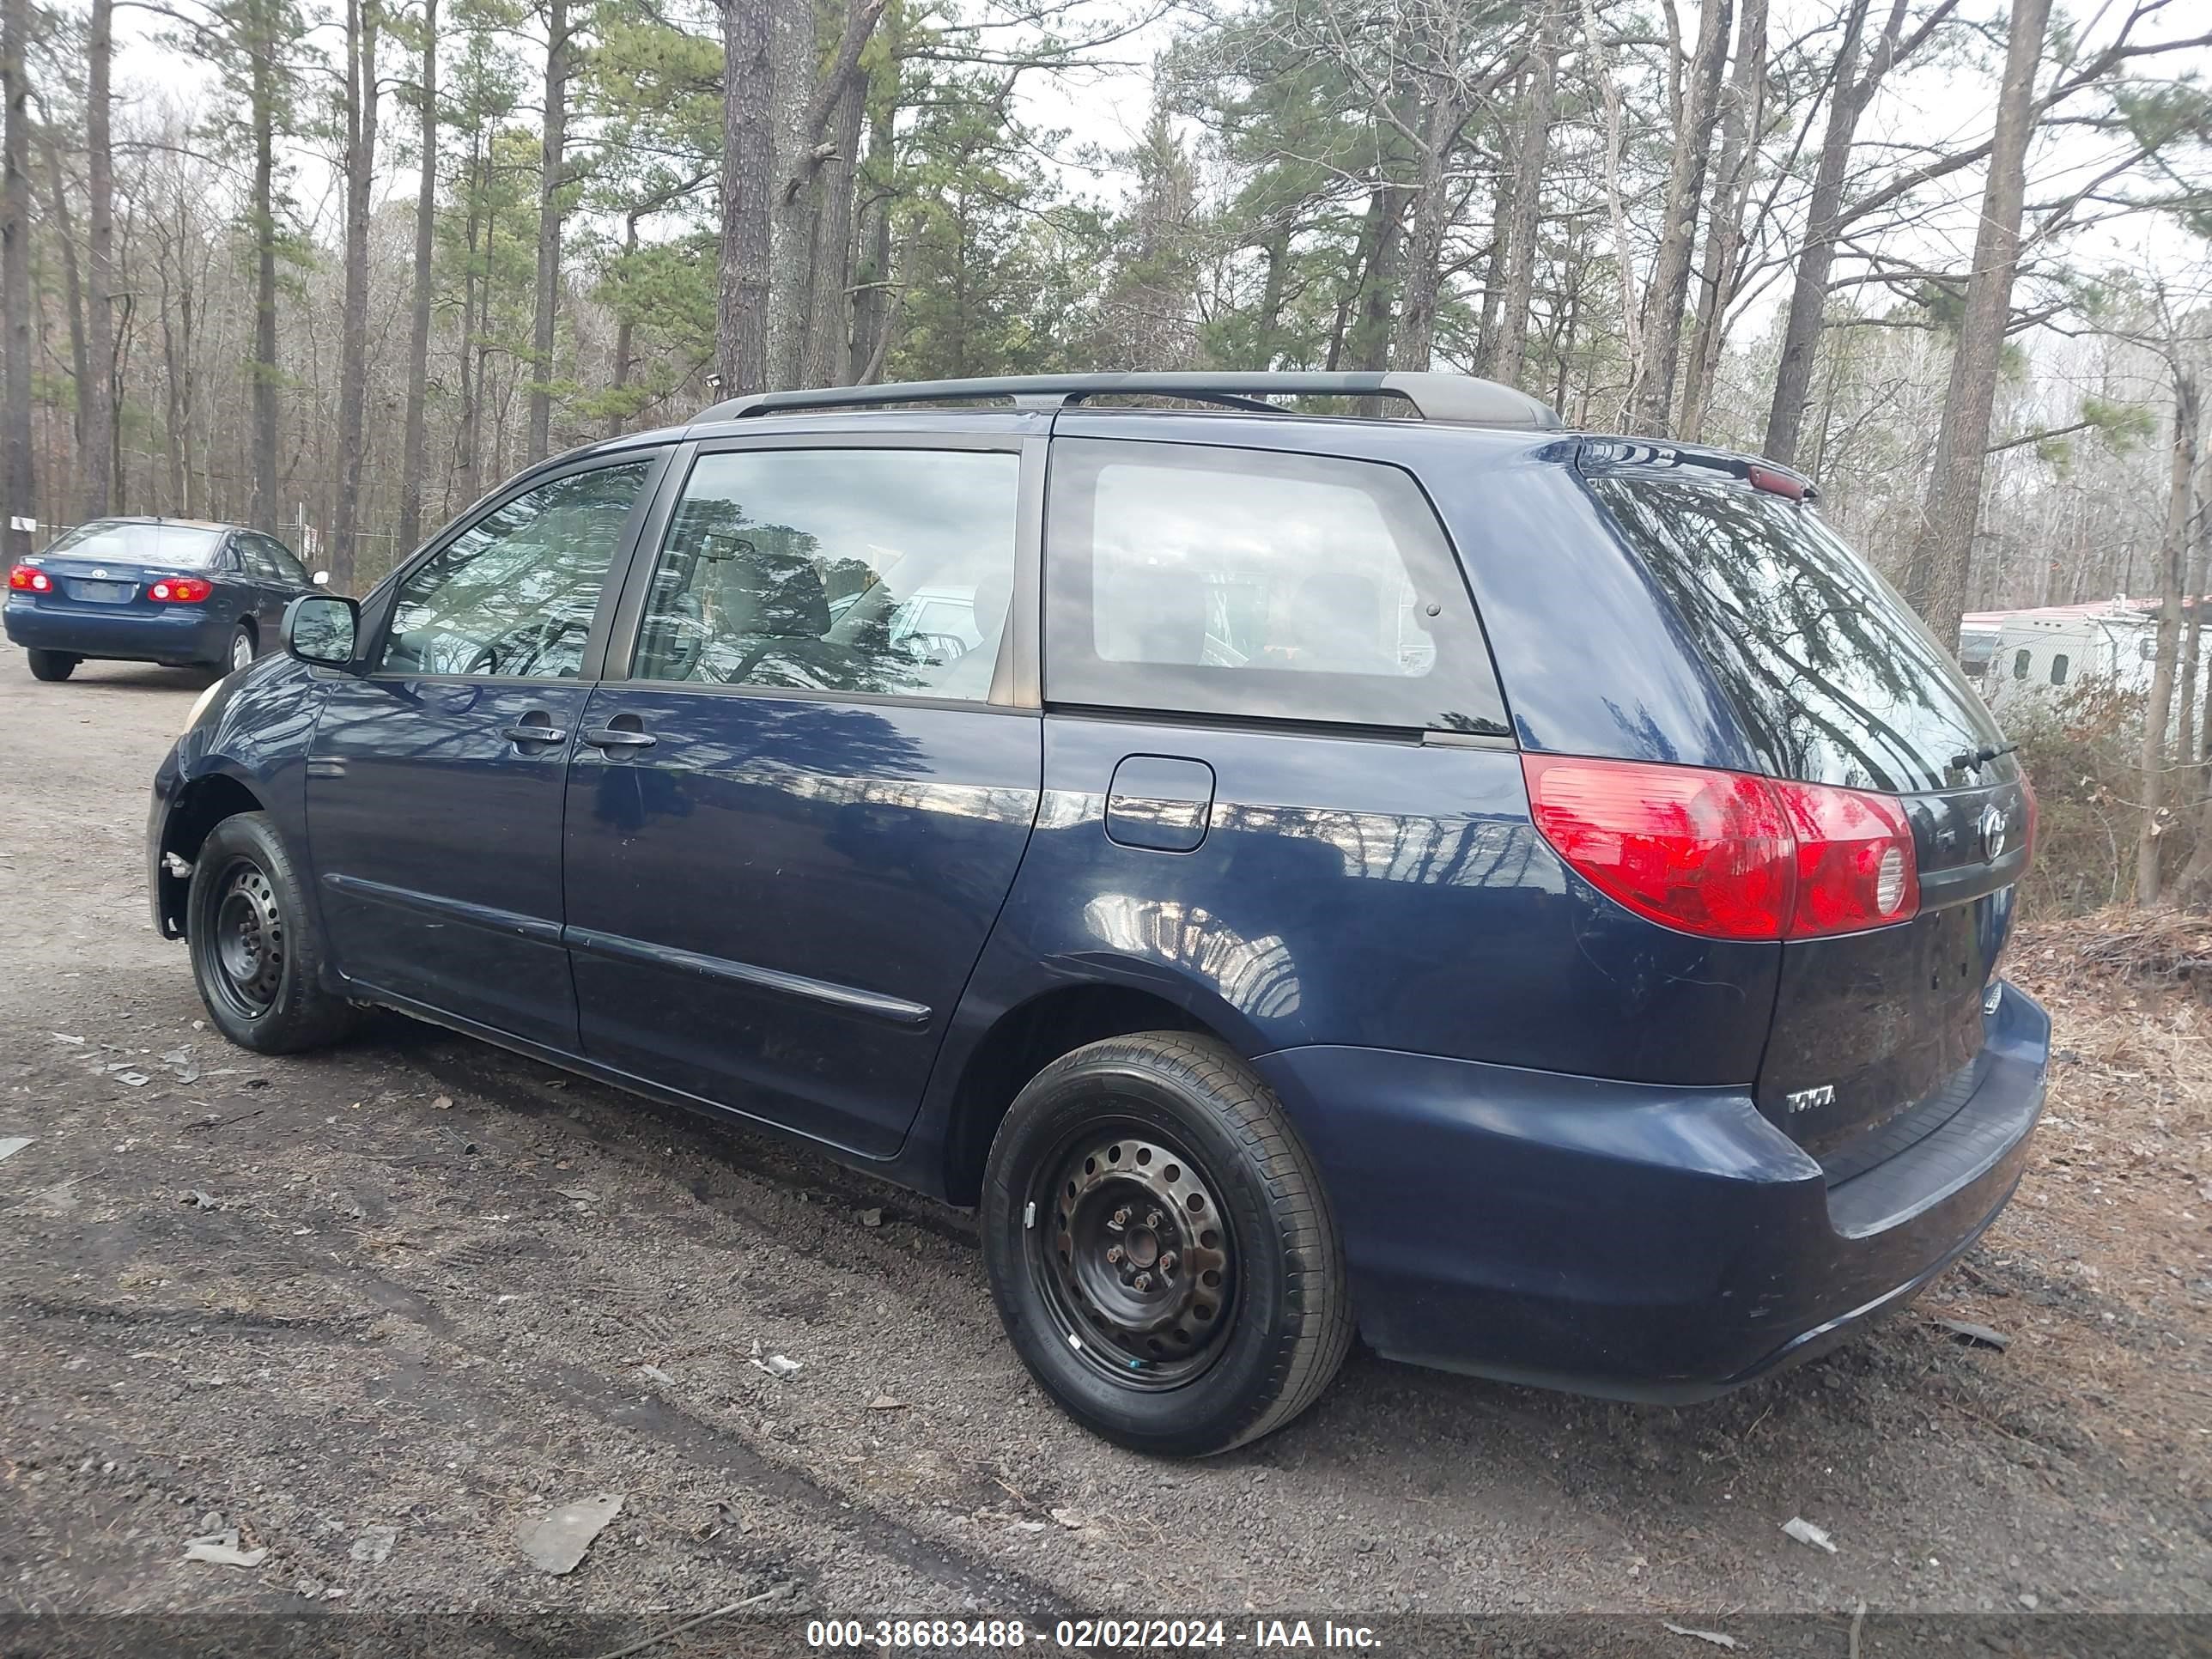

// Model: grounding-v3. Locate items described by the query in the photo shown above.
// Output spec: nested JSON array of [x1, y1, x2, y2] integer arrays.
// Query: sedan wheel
[[228, 627, 256, 673]]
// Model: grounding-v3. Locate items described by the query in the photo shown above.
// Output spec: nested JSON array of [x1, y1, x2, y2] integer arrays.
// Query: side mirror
[[283, 593, 362, 670], [312, 570, 331, 587]]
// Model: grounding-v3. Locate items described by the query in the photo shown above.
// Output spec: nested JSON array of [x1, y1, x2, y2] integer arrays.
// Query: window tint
[[1589, 474, 2004, 793], [380, 461, 651, 678], [46, 520, 223, 568], [1043, 440, 1507, 735], [2013, 648, 2032, 680], [2050, 653, 2069, 686], [631, 447, 1019, 702]]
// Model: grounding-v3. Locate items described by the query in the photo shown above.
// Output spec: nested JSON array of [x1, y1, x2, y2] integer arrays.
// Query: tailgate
[[1758, 775, 2031, 1163]]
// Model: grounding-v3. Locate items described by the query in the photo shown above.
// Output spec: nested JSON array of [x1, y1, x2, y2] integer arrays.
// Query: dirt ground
[[2, 654, 2209, 1642]]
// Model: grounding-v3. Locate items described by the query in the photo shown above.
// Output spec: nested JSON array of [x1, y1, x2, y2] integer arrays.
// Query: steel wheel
[[1027, 1124, 1237, 1389], [208, 858, 285, 1018]]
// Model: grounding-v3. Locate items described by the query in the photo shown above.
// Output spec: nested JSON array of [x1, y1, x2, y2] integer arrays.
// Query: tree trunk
[[331, 0, 379, 589], [2138, 371, 2198, 907], [1345, 176, 1407, 374], [607, 210, 639, 437], [1632, 0, 1733, 434], [83, 0, 113, 519], [1, 0, 30, 561], [37, 128, 88, 468], [847, 96, 892, 386], [718, 0, 773, 397], [1899, 0, 2050, 646], [526, 0, 566, 463], [1392, 85, 1463, 374], [1759, 0, 1871, 465], [763, 0, 817, 388], [1482, 0, 1559, 389], [1677, 0, 1765, 441], [1252, 216, 1291, 370], [248, 31, 279, 534], [455, 136, 483, 505], [398, 0, 438, 556], [800, 66, 864, 390]]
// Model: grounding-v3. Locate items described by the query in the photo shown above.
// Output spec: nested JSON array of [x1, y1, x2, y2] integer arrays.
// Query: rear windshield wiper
[[1948, 740, 2020, 772]]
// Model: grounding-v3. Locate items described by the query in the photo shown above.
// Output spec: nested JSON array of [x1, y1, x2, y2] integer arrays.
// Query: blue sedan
[[5, 517, 326, 682]]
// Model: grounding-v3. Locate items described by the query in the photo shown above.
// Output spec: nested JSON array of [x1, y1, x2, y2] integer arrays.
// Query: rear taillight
[[1771, 779, 1918, 938], [1522, 754, 1919, 942], [8, 562, 52, 592], [148, 576, 213, 604]]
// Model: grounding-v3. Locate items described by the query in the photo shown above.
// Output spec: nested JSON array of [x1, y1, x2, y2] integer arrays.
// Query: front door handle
[[501, 719, 568, 745], [580, 726, 657, 751]]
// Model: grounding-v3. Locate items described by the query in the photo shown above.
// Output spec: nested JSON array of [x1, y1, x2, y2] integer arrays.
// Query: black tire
[[981, 1031, 1353, 1456], [186, 811, 359, 1054], [27, 647, 76, 682]]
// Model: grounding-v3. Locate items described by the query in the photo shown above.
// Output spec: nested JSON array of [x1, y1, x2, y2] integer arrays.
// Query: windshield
[[44, 520, 225, 569], [1589, 474, 2003, 794]]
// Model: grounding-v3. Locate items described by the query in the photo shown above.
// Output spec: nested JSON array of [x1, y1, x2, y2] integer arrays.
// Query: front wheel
[[27, 647, 77, 681], [186, 811, 359, 1054], [981, 1032, 1353, 1456]]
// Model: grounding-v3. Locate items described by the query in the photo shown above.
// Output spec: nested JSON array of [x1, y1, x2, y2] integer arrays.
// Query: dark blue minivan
[[146, 373, 2047, 1455]]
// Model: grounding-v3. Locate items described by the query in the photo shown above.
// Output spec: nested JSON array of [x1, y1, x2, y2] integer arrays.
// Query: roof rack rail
[[692, 371, 1564, 430]]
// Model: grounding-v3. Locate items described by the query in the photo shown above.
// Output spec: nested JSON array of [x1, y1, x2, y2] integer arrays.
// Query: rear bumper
[[1251, 983, 2050, 1402], [4, 597, 228, 664]]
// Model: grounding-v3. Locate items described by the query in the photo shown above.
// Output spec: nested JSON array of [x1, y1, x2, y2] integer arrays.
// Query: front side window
[[380, 461, 651, 678], [258, 536, 313, 586], [1043, 440, 1508, 734], [630, 447, 1020, 702]]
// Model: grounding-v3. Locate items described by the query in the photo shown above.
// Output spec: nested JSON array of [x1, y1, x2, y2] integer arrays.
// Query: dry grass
[[1941, 908, 2212, 1486]]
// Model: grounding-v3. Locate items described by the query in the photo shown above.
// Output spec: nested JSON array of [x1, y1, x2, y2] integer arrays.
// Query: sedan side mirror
[[312, 570, 331, 586], [284, 592, 362, 670]]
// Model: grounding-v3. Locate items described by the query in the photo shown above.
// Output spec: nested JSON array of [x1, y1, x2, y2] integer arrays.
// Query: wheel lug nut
[[1105, 1245, 1123, 1264], [1146, 1210, 1164, 1231], [1110, 1206, 1130, 1231], [1133, 1272, 1152, 1291], [1158, 1252, 1177, 1274]]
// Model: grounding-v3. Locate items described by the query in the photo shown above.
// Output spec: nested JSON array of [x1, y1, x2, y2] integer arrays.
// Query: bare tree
[[398, 0, 438, 556], [331, 0, 380, 589], [1898, 0, 2051, 643], [1, 0, 30, 561], [82, 0, 113, 519], [1632, 0, 1733, 434], [718, 0, 773, 398], [527, 0, 568, 462], [2138, 362, 2199, 905], [1481, 0, 1558, 390]]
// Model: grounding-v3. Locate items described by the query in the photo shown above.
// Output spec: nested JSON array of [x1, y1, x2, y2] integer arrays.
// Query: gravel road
[[2, 653, 2207, 1645]]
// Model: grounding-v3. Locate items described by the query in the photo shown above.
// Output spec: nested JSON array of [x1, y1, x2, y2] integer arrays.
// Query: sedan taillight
[[1522, 754, 1919, 942], [8, 562, 52, 592], [148, 576, 214, 604]]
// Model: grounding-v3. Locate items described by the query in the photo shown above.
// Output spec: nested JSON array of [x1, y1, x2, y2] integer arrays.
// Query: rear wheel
[[226, 623, 256, 675], [186, 811, 359, 1054], [26, 648, 76, 682], [981, 1032, 1352, 1456]]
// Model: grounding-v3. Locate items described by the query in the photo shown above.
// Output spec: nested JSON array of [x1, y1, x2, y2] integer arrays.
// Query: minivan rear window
[[44, 520, 224, 568], [1589, 474, 2002, 794]]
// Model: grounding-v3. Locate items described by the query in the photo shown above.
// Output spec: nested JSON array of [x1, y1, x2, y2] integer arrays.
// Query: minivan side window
[[380, 461, 652, 678], [629, 447, 1020, 702], [1042, 439, 1508, 735]]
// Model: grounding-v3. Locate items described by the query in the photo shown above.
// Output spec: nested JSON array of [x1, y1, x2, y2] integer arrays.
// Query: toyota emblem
[[1977, 803, 2008, 862]]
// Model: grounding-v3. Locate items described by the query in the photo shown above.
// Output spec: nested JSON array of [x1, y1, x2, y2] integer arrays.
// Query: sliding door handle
[[580, 726, 657, 751]]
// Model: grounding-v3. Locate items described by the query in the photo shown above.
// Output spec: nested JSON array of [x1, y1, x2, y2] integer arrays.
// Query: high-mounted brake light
[[148, 576, 213, 604], [1746, 463, 1812, 501], [8, 562, 52, 593], [1522, 754, 1919, 942]]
